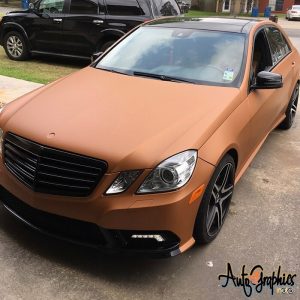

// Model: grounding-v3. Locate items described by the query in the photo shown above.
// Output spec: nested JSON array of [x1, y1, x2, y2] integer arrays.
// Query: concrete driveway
[[0, 21, 299, 300]]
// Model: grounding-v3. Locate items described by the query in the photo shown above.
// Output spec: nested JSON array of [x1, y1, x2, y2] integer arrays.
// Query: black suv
[[0, 0, 180, 60]]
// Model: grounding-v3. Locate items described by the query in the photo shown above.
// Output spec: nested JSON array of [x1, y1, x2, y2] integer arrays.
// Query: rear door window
[[69, 0, 98, 14], [152, 0, 180, 16], [105, 0, 144, 15], [265, 26, 291, 65]]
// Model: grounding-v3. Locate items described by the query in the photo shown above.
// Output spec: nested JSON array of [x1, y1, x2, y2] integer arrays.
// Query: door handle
[[53, 18, 62, 23], [93, 19, 104, 25]]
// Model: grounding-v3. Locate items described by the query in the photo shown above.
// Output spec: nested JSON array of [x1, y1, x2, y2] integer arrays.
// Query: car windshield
[[292, 5, 300, 10], [96, 27, 246, 87]]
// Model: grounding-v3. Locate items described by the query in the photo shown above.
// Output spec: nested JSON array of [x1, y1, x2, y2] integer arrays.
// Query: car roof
[[145, 17, 262, 34]]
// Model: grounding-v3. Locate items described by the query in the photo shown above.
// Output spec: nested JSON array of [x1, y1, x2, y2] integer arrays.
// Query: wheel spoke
[[220, 164, 232, 191], [216, 204, 222, 228], [220, 185, 233, 203], [207, 206, 217, 232], [292, 102, 297, 113], [212, 184, 219, 202]]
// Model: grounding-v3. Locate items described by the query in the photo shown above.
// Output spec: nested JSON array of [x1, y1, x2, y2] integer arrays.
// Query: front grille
[[3, 133, 107, 197]]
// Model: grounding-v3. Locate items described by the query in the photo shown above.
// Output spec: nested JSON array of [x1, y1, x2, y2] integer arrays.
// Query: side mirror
[[29, 3, 49, 18], [29, 3, 35, 10], [251, 71, 283, 90], [91, 51, 103, 63]]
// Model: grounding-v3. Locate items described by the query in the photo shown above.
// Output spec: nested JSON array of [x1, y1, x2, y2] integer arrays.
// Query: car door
[[61, 0, 106, 57], [29, 0, 66, 52], [247, 26, 294, 151]]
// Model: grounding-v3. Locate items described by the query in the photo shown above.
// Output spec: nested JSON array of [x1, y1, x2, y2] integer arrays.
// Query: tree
[[216, 0, 225, 13]]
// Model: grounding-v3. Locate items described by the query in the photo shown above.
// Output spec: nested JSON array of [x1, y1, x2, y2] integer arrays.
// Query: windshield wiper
[[133, 71, 195, 84], [98, 67, 131, 76]]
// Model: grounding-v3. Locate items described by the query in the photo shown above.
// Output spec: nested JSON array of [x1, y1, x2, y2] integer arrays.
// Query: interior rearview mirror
[[252, 71, 283, 90]]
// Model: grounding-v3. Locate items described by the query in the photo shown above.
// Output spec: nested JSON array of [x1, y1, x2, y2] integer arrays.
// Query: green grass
[[0, 1, 21, 8], [185, 10, 230, 17], [0, 47, 84, 84]]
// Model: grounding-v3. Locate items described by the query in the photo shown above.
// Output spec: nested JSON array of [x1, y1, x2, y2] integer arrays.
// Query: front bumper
[[0, 186, 181, 257], [0, 154, 215, 257], [289, 14, 300, 19]]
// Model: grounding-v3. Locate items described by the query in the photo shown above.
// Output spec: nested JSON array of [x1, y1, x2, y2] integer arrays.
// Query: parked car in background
[[286, 5, 300, 20], [0, 0, 180, 61], [0, 18, 298, 257]]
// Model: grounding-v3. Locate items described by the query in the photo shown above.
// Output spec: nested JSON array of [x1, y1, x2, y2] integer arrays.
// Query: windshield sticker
[[223, 68, 234, 81]]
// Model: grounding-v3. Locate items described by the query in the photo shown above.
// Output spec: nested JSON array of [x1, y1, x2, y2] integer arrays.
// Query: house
[[258, 0, 300, 13], [191, 0, 300, 14], [191, 0, 259, 14]]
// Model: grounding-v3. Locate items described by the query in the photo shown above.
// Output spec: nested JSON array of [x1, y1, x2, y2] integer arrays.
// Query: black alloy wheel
[[279, 83, 299, 130], [194, 154, 235, 244]]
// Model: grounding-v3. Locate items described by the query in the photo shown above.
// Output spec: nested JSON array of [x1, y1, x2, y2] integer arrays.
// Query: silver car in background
[[286, 5, 300, 20]]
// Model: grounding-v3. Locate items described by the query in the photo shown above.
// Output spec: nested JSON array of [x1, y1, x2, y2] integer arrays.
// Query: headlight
[[106, 170, 142, 195], [0, 128, 3, 156], [137, 150, 197, 194]]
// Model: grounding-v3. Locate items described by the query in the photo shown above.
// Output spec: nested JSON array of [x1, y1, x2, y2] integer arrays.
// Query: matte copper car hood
[[3, 67, 241, 173]]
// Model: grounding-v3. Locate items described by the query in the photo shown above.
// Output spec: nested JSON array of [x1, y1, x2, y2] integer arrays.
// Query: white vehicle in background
[[286, 5, 300, 20]]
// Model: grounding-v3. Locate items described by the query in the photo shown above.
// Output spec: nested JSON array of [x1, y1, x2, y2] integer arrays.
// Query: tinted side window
[[265, 27, 291, 65], [153, 0, 180, 16], [38, 0, 64, 13], [250, 29, 273, 84], [106, 0, 143, 15], [137, 0, 151, 15], [70, 0, 98, 14]]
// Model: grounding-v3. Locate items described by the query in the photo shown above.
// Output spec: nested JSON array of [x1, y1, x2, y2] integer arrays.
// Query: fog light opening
[[131, 234, 165, 242]]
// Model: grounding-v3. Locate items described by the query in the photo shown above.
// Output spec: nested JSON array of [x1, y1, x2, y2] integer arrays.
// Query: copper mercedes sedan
[[0, 18, 299, 257]]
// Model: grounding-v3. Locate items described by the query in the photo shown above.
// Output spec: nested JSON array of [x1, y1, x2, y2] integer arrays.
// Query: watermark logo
[[218, 263, 296, 297]]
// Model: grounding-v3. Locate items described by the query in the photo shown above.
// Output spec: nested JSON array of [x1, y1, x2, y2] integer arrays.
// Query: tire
[[278, 83, 299, 130], [3, 31, 29, 61], [194, 154, 235, 244], [100, 40, 117, 52]]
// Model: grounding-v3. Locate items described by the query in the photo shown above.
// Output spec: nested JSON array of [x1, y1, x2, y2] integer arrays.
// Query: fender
[[0, 22, 31, 49]]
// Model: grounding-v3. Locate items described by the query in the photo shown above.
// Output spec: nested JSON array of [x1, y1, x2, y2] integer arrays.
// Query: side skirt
[[30, 50, 90, 60]]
